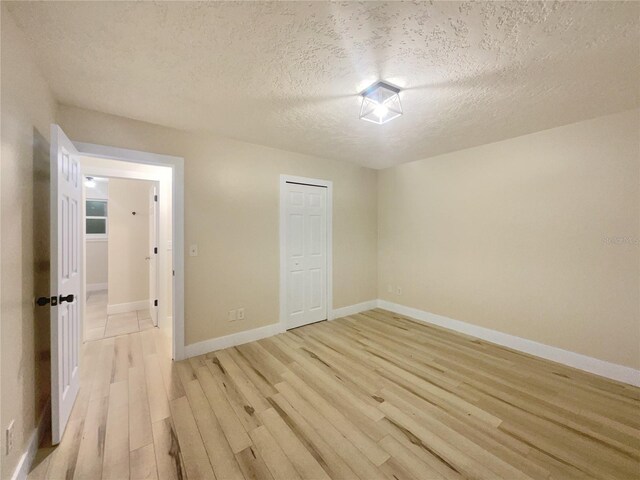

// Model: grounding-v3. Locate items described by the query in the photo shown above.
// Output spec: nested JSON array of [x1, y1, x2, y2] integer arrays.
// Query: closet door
[[284, 182, 327, 329]]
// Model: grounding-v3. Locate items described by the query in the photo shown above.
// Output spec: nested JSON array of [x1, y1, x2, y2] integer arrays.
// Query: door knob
[[36, 296, 58, 307], [59, 294, 74, 304], [36, 297, 51, 306]]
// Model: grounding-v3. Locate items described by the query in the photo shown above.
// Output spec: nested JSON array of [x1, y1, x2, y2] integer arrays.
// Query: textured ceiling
[[7, 1, 639, 169]]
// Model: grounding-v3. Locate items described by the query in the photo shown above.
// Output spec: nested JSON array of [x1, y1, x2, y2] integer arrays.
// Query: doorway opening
[[47, 124, 185, 444], [79, 156, 175, 347], [82, 174, 163, 340]]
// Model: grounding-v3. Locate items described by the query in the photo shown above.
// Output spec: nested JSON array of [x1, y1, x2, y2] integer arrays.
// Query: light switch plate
[[237, 308, 245, 320], [228, 310, 237, 322]]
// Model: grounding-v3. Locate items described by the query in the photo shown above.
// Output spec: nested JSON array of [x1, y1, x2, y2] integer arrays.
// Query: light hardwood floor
[[29, 309, 639, 479]]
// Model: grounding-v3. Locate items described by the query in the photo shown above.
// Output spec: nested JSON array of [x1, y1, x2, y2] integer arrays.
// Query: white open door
[[149, 185, 159, 326], [50, 125, 82, 444]]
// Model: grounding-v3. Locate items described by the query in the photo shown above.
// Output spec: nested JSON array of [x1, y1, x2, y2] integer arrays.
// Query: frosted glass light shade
[[360, 81, 402, 124]]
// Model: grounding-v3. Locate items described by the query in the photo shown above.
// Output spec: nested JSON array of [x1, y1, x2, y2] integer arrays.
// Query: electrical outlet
[[228, 310, 237, 322], [6, 421, 14, 455], [237, 308, 245, 320], [396, 286, 402, 295], [189, 244, 198, 257], [387, 284, 393, 293]]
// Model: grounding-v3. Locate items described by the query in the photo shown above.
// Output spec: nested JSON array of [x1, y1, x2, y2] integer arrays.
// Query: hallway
[[85, 290, 155, 341]]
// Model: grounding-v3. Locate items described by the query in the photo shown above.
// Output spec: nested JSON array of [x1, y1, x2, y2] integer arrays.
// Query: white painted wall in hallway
[[107, 178, 152, 307]]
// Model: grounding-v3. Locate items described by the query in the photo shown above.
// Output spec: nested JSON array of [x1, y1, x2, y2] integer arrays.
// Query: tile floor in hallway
[[85, 290, 155, 341]]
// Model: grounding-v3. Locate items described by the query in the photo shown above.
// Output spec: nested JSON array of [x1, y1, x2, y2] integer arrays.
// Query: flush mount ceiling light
[[84, 176, 96, 188], [359, 81, 403, 124]]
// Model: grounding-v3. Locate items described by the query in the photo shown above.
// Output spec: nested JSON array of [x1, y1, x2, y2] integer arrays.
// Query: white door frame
[[279, 175, 333, 330], [74, 142, 186, 360], [148, 184, 160, 326]]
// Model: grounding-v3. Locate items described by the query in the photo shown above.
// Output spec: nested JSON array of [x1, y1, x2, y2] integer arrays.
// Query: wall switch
[[396, 286, 402, 295], [189, 244, 198, 257], [237, 308, 245, 320], [228, 310, 237, 322], [387, 284, 393, 293], [6, 420, 14, 455]]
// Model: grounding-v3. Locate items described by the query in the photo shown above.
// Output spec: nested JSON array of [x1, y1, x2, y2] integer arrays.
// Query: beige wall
[[107, 178, 152, 306], [58, 105, 379, 345], [378, 109, 640, 370], [86, 241, 108, 286], [0, 6, 57, 478]]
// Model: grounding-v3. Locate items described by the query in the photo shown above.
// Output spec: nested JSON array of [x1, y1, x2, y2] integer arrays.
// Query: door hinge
[[154, 194, 158, 202], [154, 299, 158, 307], [154, 247, 158, 254]]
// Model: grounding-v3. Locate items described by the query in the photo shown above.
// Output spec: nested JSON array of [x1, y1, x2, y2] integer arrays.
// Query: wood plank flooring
[[29, 309, 640, 479]]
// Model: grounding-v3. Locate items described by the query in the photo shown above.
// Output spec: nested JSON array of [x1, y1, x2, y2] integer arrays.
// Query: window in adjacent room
[[86, 199, 108, 239]]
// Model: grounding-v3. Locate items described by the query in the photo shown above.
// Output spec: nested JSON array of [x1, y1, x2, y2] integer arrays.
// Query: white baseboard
[[331, 300, 378, 320], [183, 301, 377, 358], [185, 322, 286, 358], [10, 400, 50, 480], [87, 282, 107, 293], [107, 300, 148, 315], [183, 298, 639, 387], [377, 300, 640, 387]]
